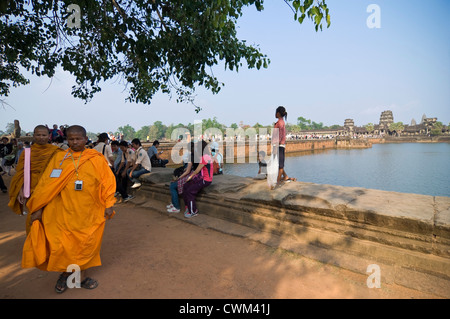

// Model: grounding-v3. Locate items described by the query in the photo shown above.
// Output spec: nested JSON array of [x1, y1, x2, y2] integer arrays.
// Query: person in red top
[[49, 124, 64, 142], [274, 106, 296, 187], [182, 140, 213, 218]]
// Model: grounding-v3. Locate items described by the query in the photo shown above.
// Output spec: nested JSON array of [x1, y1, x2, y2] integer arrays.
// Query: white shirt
[[135, 147, 151, 171], [94, 142, 114, 166], [121, 148, 136, 165]]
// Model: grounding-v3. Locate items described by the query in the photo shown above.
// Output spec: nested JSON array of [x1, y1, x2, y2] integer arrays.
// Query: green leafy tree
[[4, 122, 15, 134], [389, 122, 404, 136], [296, 116, 324, 130], [117, 124, 136, 141], [144, 121, 167, 141], [310, 121, 324, 130], [136, 125, 151, 141], [202, 117, 225, 131], [86, 132, 98, 142], [148, 125, 159, 141], [184, 122, 195, 135], [365, 123, 374, 133], [253, 122, 265, 134], [297, 116, 311, 130], [1, 0, 330, 110], [430, 121, 443, 136], [2, 122, 28, 136], [164, 123, 186, 140], [152, 121, 167, 140], [286, 123, 300, 133]]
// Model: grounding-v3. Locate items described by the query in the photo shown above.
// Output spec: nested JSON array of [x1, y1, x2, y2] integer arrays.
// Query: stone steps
[[132, 169, 450, 297]]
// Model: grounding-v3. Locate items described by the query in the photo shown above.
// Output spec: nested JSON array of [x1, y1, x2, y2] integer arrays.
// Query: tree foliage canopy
[[388, 122, 404, 133], [0, 0, 330, 110]]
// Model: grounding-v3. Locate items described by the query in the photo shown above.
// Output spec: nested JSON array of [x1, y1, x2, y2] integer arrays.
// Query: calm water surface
[[223, 143, 450, 197]]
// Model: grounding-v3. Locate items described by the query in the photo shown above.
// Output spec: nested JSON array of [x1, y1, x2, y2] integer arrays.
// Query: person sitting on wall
[[147, 140, 168, 168], [255, 150, 267, 180], [128, 138, 151, 189], [211, 148, 223, 175]]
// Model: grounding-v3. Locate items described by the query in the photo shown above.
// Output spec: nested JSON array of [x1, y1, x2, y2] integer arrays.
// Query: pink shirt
[[201, 154, 213, 182], [274, 118, 286, 145]]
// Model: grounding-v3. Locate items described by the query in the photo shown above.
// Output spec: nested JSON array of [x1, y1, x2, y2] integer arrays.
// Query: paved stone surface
[[2, 170, 448, 299], [137, 168, 450, 297]]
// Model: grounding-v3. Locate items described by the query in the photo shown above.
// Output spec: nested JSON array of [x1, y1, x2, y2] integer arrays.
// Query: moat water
[[223, 142, 450, 197]]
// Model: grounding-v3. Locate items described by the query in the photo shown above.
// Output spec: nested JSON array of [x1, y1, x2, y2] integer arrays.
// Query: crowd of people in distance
[[2, 106, 296, 204], [286, 133, 386, 140], [2, 123, 226, 217]]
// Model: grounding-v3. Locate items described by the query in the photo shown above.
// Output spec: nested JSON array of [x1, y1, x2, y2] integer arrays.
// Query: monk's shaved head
[[33, 125, 50, 145], [66, 125, 88, 152], [66, 125, 87, 137], [34, 125, 48, 133]]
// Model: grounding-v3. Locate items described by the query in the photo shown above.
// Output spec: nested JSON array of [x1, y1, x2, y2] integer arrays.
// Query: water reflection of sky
[[223, 143, 450, 197]]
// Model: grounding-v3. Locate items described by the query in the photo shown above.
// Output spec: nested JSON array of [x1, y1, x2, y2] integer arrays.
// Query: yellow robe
[[22, 148, 116, 272], [8, 144, 60, 234]]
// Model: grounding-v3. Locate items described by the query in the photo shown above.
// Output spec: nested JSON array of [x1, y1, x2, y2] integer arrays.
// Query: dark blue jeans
[[170, 181, 180, 209], [128, 167, 150, 184]]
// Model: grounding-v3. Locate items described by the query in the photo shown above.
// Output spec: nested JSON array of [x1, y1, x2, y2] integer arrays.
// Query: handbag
[[4, 154, 15, 166], [4, 154, 15, 161], [177, 172, 203, 194], [177, 173, 192, 194], [173, 166, 185, 178]]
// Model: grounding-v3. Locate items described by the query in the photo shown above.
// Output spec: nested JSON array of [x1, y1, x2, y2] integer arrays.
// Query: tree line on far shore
[[114, 117, 345, 142], [2, 116, 447, 143]]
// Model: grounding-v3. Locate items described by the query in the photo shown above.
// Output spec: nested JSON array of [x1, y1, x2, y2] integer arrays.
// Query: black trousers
[[0, 174, 6, 191], [114, 167, 129, 198]]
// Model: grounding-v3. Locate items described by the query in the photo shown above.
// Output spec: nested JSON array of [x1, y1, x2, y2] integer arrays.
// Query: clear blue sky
[[1, 0, 449, 134]]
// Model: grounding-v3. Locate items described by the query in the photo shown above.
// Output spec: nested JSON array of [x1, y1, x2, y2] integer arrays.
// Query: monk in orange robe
[[22, 125, 116, 293], [8, 125, 60, 234]]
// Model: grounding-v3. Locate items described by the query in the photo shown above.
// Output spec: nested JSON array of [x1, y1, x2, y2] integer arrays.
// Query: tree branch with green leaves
[[0, 0, 330, 111]]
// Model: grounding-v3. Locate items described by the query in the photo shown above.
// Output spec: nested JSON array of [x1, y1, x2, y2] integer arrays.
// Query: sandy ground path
[[0, 174, 440, 300]]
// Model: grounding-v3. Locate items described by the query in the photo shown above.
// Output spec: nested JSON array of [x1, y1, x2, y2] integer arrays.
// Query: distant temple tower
[[344, 119, 354, 135], [420, 114, 427, 124], [378, 110, 394, 133], [379, 110, 394, 126]]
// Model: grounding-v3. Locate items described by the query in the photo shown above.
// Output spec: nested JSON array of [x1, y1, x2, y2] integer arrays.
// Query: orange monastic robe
[[22, 148, 116, 272], [8, 144, 60, 233]]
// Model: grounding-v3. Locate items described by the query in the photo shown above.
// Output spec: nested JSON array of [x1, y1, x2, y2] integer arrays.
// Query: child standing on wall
[[273, 106, 296, 188]]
